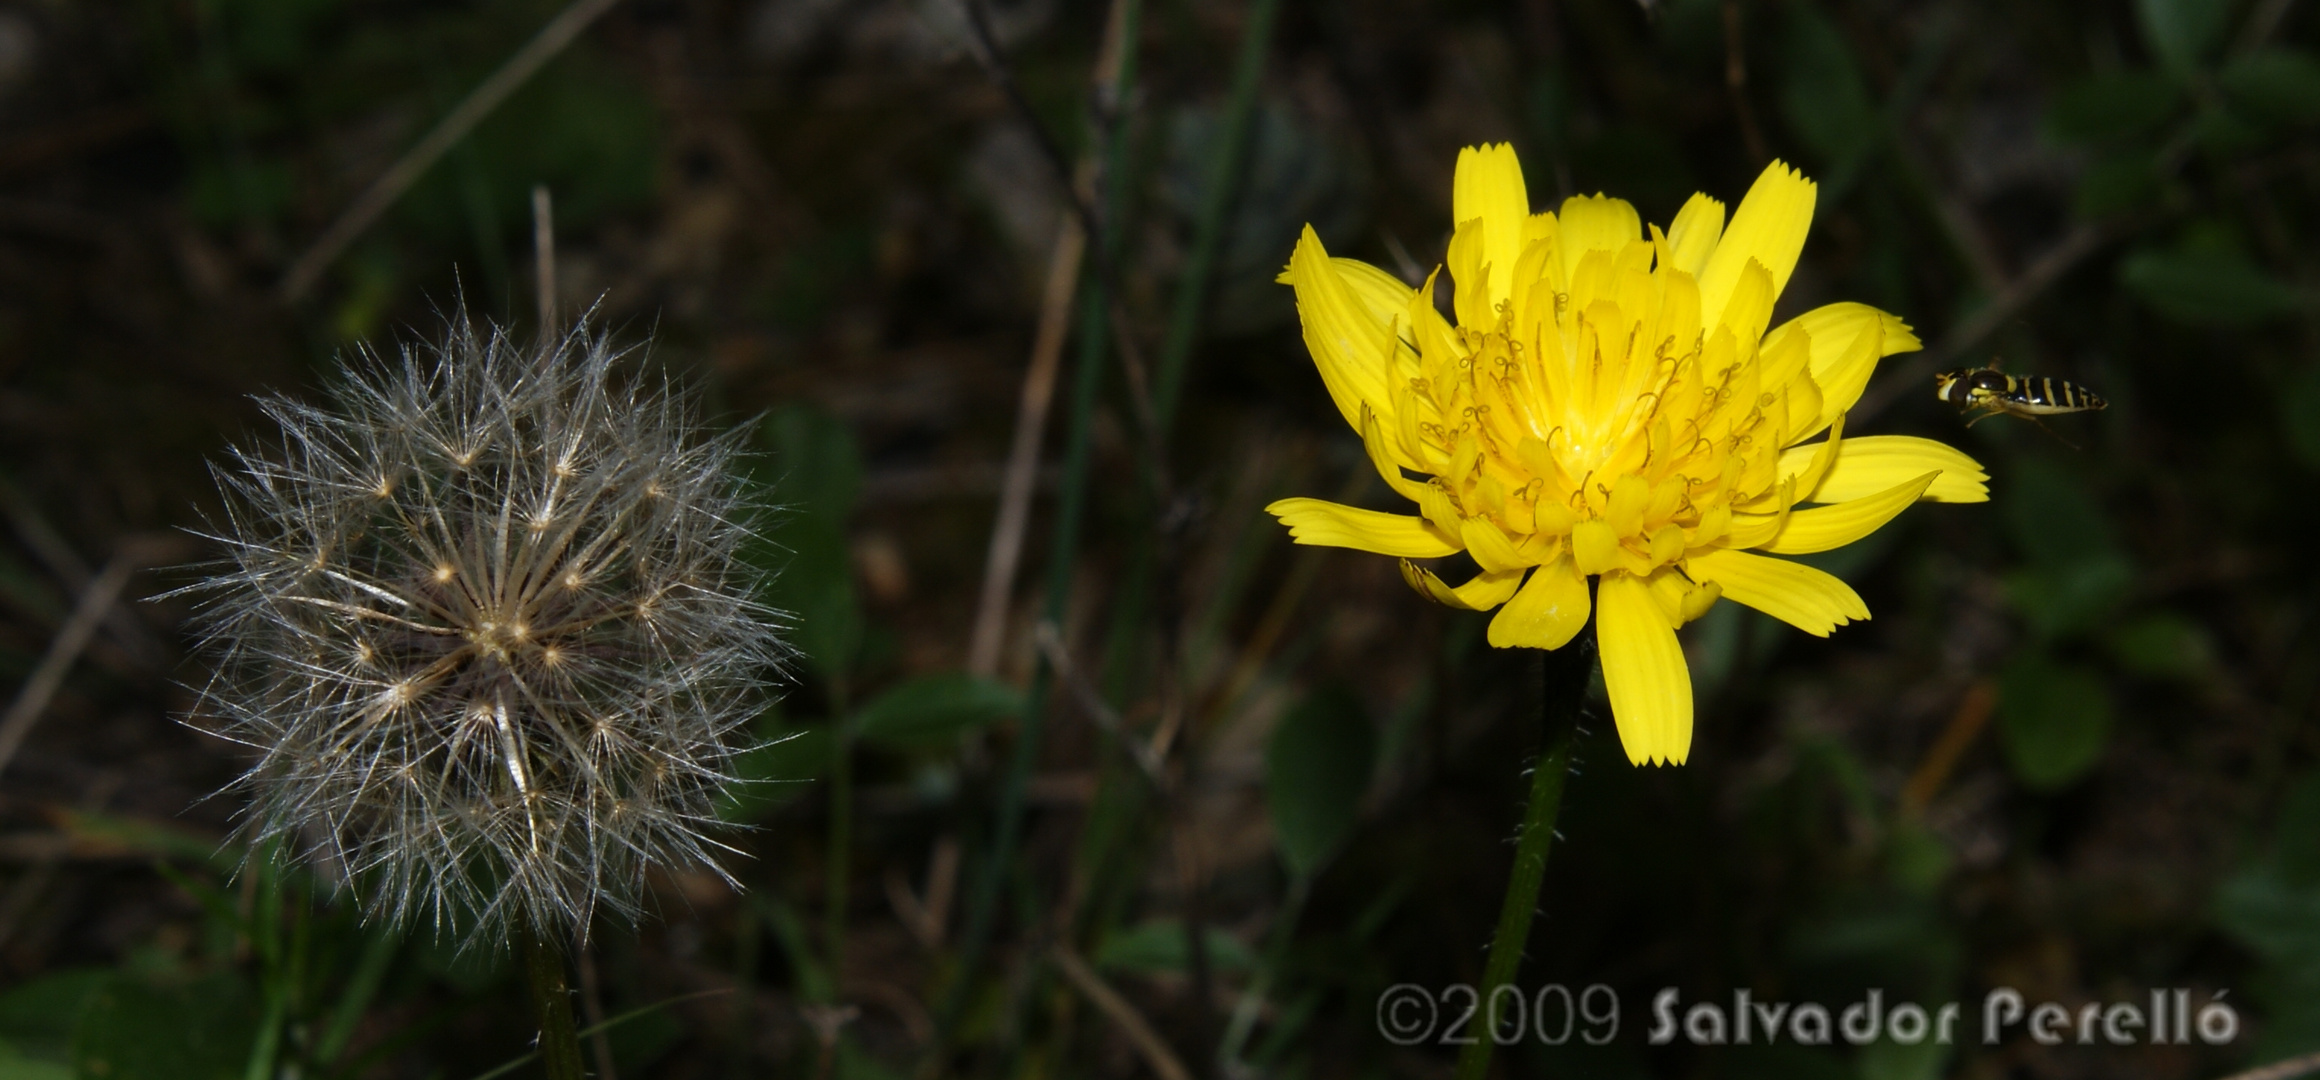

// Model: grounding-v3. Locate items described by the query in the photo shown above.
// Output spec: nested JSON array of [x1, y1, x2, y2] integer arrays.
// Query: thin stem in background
[[825, 678, 853, 1006], [521, 925, 588, 1080], [1219, 875, 1309, 1068], [532, 185, 557, 333], [967, 212, 1087, 678], [1454, 628, 1597, 1080], [278, 0, 622, 301], [0, 550, 141, 782], [934, 1, 1145, 1060], [576, 942, 618, 1080], [1720, 0, 1769, 167], [1849, 220, 2112, 424], [1150, 0, 1282, 438], [1051, 946, 1195, 1080]]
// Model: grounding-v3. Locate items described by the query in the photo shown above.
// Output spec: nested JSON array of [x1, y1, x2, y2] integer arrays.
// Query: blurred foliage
[[0, 0, 2315, 1077]]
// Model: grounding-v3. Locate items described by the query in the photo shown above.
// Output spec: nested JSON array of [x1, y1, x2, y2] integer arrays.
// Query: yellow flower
[[1266, 145, 1988, 766]]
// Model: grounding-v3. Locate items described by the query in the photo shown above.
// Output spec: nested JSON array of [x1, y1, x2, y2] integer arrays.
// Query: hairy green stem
[[1455, 629, 1597, 1080], [522, 926, 587, 1080]]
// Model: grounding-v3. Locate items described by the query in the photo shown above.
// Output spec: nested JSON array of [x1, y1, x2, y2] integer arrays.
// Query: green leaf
[[2000, 457, 2123, 569], [2220, 48, 2320, 126], [71, 973, 259, 1080], [758, 405, 865, 683], [1995, 657, 2113, 791], [1858, 1036, 1948, 1080], [2275, 772, 2320, 889], [2102, 612, 2216, 682], [2044, 70, 2182, 143], [2216, 865, 2320, 963], [1093, 920, 1256, 974], [2072, 156, 2166, 219], [2136, 0, 2235, 76], [761, 404, 863, 519], [2121, 246, 2308, 325], [2284, 365, 2320, 469], [1264, 687, 1376, 878], [2216, 778, 2320, 1059], [0, 970, 108, 1066], [0, 1042, 71, 1079], [851, 674, 1022, 751], [1997, 459, 2110, 568], [2192, 102, 2271, 153], [1780, 8, 1878, 166], [1884, 820, 1953, 897]]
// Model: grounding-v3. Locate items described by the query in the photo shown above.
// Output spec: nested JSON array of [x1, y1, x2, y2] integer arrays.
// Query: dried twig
[[956, 0, 1165, 466], [1050, 947, 1195, 1080], [968, 218, 1087, 676], [0, 551, 139, 780], [1900, 680, 1996, 817], [278, 0, 623, 301], [1034, 622, 1165, 783], [2218, 1051, 2320, 1080], [0, 478, 165, 671]]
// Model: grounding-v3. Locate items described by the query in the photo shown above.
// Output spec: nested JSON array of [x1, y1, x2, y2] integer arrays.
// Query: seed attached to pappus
[[179, 318, 788, 942]]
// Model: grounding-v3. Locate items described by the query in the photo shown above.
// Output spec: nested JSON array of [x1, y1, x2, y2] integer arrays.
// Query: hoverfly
[[1934, 362, 2107, 445]]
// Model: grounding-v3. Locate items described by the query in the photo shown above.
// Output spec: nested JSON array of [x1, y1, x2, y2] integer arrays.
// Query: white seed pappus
[[181, 320, 788, 941]]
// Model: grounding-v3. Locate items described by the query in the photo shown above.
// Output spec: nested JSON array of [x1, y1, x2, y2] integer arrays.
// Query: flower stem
[[1455, 630, 1597, 1080], [522, 926, 587, 1080]]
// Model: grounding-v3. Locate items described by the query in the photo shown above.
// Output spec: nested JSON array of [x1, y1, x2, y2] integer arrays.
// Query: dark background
[[0, 0, 2315, 1077]]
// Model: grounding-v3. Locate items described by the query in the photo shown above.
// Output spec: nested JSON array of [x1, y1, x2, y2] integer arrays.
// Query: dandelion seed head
[[180, 317, 788, 944]]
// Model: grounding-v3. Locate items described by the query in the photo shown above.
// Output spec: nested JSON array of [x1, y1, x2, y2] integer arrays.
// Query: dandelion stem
[[522, 925, 588, 1080], [1455, 627, 1597, 1080]]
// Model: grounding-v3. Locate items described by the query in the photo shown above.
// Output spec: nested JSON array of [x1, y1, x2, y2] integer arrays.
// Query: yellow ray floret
[[1265, 143, 1988, 768]]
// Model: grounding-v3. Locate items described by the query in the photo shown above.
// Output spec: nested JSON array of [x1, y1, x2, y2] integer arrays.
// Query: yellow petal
[[1752, 414, 1844, 512], [1679, 579, 1723, 624], [1452, 143, 1531, 311], [1664, 192, 1725, 277], [1597, 572, 1694, 766], [1556, 193, 1643, 290], [1487, 557, 1590, 649], [1716, 259, 1777, 353], [1782, 435, 1988, 504], [1267, 497, 1459, 558], [1728, 476, 1797, 546], [1571, 518, 1621, 576], [1329, 257, 1414, 323], [1760, 471, 1937, 555], [1696, 160, 1816, 328], [1604, 473, 1649, 536], [1287, 227, 1396, 430], [1334, 257, 1422, 383], [1764, 302, 1921, 440], [1446, 218, 1494, 330], [1360, 405, 1429, 499], [1462, 517, 1531, 574], [1402, 561, 1524, 611], [1684, 547, 1869, 637]]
